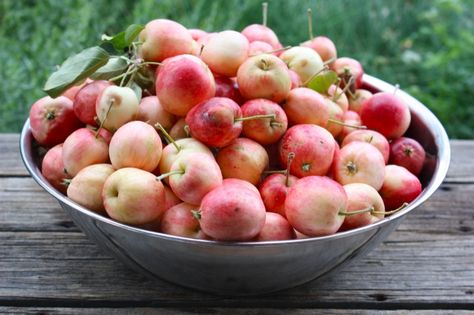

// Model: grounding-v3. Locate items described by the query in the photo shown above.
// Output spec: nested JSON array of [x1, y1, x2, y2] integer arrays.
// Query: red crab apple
[[241, 24, 281, 49], [331, 57, 364, 89], [189, 28, 207, 41], [285, 176, 348, 236], [216, 138, 269, 185], [279, 46, 324, 84], [73, 80, 113, 126], [360, 92, 411, 139], [197, 179, 266, 241], [66, 163, 114, 214], [29, 96, 82, 147], [160, 203, 208, 239], [214, 76, 244, 104], [136, 96, 176, 130], [95, 86, 139, 132], [380, 164, 422, 210], [326, 84, 349, 112], [109, 121, 162, 172], [324, 98, 345, 138], [258, 153, 297, 217], [168, 118, 189, 140], [282, 87, 329, 127], [62, 128, 109, 177], [338, 110, 362, 141], [339, 183, 385, 231], [333, 141, 386, 190], [349, 89, 373, 114], [288, 69, 302, 89], [41, 144, 70, 194], [158, 152, 223, 205], [301, 36, 337, 63], [201, 30, 249, 77], [241, 99, 288, 145], [279, 124, 336, 177], [248, 40, 274, 56], [389, 137, 426, 176], [61, 78, 92, 101], [163, 186, 182, 211], [156, 54, 215, 116], [237, 54, 291, 103], [103, 168, 166, 225], [255, 212, 296, 241], [222, 178, 260, 196], [138, 19, 195, 62], [342, 129, 390, 164]]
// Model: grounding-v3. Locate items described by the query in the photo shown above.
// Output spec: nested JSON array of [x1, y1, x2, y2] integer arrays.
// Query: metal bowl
[[20, 75, 450, 295]]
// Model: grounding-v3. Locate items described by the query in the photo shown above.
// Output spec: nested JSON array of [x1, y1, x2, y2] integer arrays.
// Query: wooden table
[[1, 134, 473, 314]]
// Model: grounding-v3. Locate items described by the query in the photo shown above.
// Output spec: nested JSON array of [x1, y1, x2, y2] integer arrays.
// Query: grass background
[[1, 0, 473, 138]]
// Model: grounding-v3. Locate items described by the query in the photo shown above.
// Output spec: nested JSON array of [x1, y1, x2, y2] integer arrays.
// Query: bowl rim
[[20, 74, 451, 247]]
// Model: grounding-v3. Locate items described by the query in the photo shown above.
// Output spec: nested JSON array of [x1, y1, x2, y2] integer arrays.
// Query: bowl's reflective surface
[[20, 75, 450, 295]]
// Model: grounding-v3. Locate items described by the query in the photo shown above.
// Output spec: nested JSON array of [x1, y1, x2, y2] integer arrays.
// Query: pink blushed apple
[[379, 165, 422, 210], [160, 203, 208, 239], [41, 144, 70, 194], [136, 96, 176, 130], [255, 212, 296, 241]]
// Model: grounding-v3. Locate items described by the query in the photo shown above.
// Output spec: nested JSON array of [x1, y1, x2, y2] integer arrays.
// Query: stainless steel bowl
[[20, 75, 450, 295]]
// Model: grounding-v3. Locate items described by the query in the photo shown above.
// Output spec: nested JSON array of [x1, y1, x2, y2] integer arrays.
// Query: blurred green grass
[[1, 0, 473, 138]]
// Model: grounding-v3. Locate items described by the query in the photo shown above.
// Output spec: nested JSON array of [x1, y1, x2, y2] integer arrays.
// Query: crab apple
[[331, 57, 364, 89], [62, 128, 109, 177], [29, 96, 82, 147], [102, 168, 166, 225], [158, 137, 213, 176], [136, 96, 176, 130], [201, 30, 249, 77], [185, 97, 243, 148], [189, 28, 207, 41], [163, 186, 182, 211], [380, 165, 422, 210], [197, 179, 266, 241], [248, 40, 274, 56], [95, 86, 139, 132], [222, 178, 260, 196], [286, 176, 347, 236], [214, 76, 244, 104], [339, 183, 385, 231], [138, 19, 195, 62], [349, 89, 373, 114], [196, 32, 216, 47], [61, 79, 91, 101], [360, 92, 411, 139], [168, 118, 189, 140], [333, 141, 385, 190], [282, 87, 329, 127], [237, 54, 291, 103], [301, 36, 337, 63], [160, 203, 208, 239], [159, 152, 223, 205], [66, 163, 114, 214], [279, 46, 324, 84], [241, 24, 280, 49], [338, 110, 362, 141], [255, 212, 296, 241], [87, 125, 112, 144], [326, 84, 349, 112], [156, 54, 215, 116], [109, 121, 162, 172], [288, 69, 302, 89], [216, 138, 269, 186], [41, 144, 70, 194], [279, 124, 336, 177], [389, 137, 426, 176], [73, 80, 113, 126], [342, 129, 390, 164], [241, 99, 288, 145], [325, 98, 344, 138]]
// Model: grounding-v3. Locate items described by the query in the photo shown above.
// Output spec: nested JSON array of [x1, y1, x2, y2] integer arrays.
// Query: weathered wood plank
[[1, 134, 473, 182]]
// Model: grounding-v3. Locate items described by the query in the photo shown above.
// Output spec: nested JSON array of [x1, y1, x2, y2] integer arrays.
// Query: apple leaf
[[124, 24, 144, 45], [307, 70, 338, 94], [129, 80, 142, 103], [43, 46, 109, 98], [90, 57, 129, 80], [102, 24, 144, 52]]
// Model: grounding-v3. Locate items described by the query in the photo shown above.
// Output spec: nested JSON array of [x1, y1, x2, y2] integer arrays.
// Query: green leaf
[[124, 24, 144, 45], [90, 57, 129, 80], [43, 46, 109, 98], [129, 80, 142, 103], [307, 70, 338, 94]]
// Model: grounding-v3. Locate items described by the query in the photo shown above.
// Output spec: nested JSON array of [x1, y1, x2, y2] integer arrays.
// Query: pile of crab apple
[[31, 13, 425, 242]]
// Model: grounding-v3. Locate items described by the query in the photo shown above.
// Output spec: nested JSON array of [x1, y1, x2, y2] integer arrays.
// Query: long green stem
[[155, 123, 181, 152], [307, 8, 314, 40], [262, 2, 268, 27], [250, 45, 292, 57], [327, 118, 367, 129], [95, 99, 114, 138], [303, 65, 329, 86], [156, 169, 184, 181], [285, 152, 295, 187], [339, 206, 374, 216], [235, 114, 276, 122], [373, 203, 408, 215]]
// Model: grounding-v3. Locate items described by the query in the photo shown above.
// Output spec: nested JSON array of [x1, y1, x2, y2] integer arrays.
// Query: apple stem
[[95, 99, 114, 138], [372, 202, 408, 215], [327, 118, 367, 129], [262, 170, 286, 175], [155, 123, 181, 152], [142, 61, 162, 67], [285, 152, 295, 187], [235, 113, 276, 122], [270, 121, 283, 128], [303, 65, 329, 86], [338, 206, 374, 216], [191, 210, 202, 220], [199, 44, 205, 57], [323, 57, 336, 65], [307, 8, 314, 40], [62, 179, 71, 187], [262, 2, 268, 27], [393, 84, 400, 95], [250, 45, 292, 57], [333, 76, 353, 102], [156, 169, 185, 181], [183, 124, 191, 137], [45, 111, 55, 121]]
